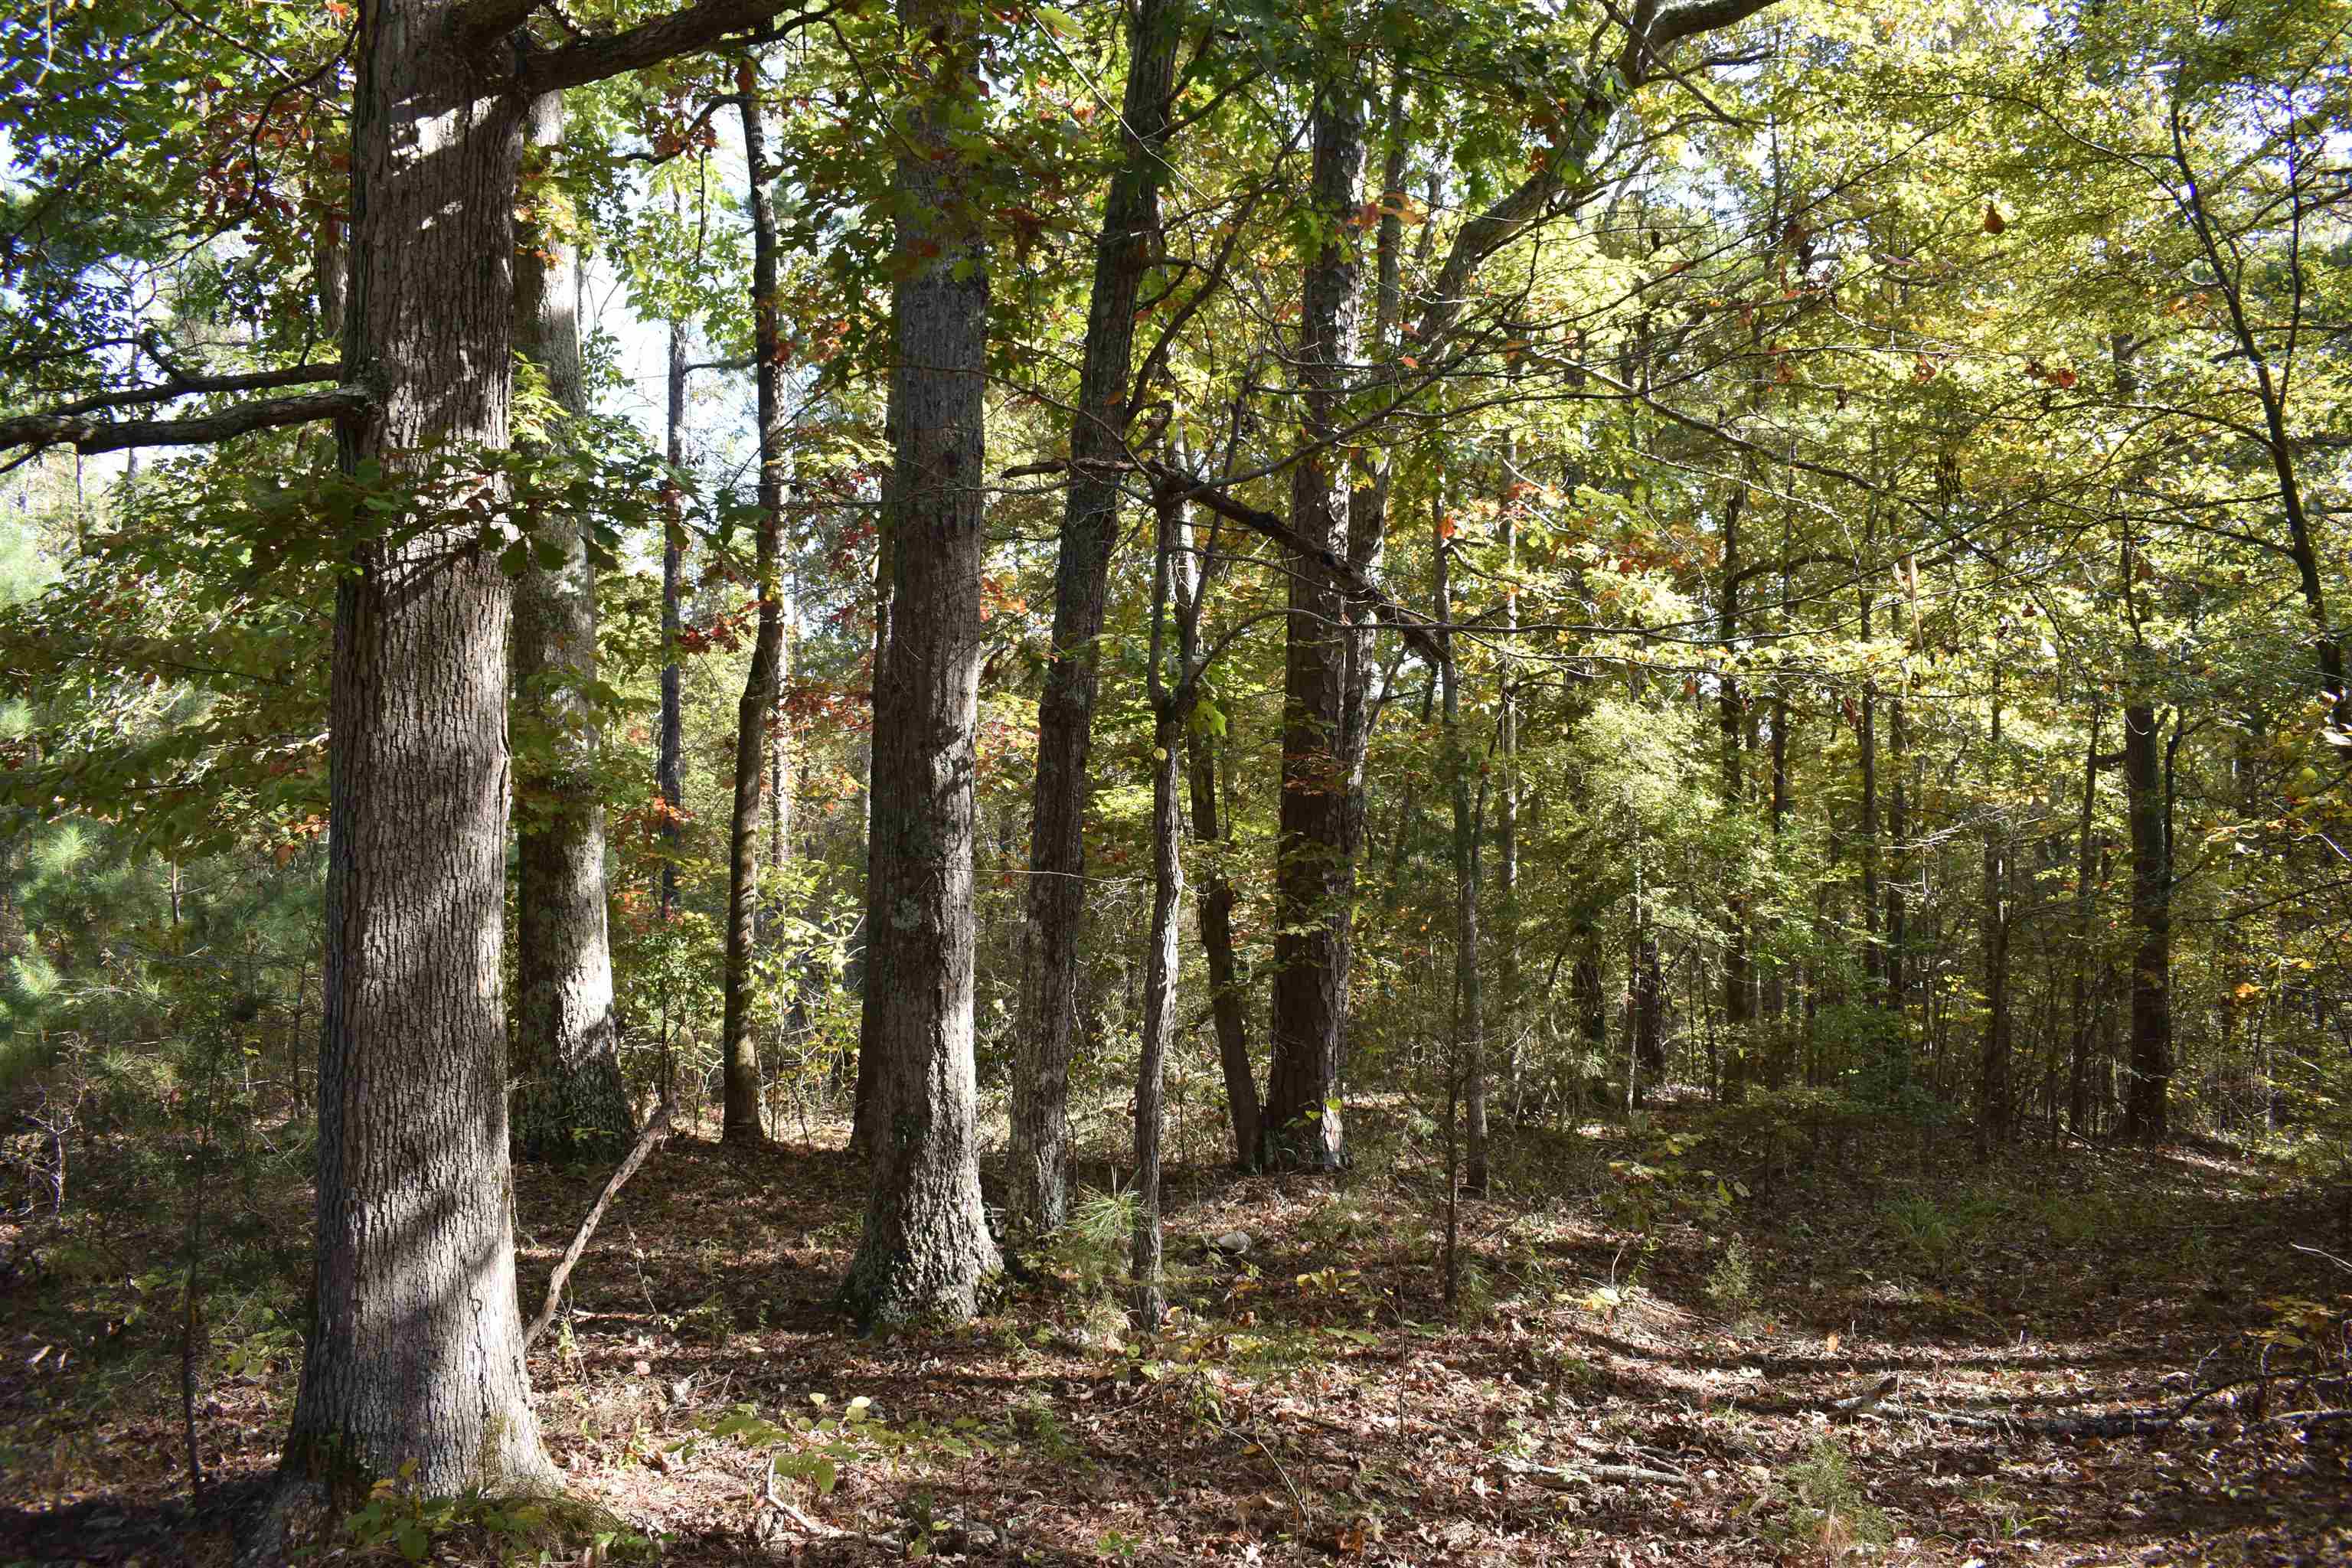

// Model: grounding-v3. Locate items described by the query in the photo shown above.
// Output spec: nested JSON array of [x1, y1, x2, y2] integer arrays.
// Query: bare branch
[[0, 385, 374, 457]]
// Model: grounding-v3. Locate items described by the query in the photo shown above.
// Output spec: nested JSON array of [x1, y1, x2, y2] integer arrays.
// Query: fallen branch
[[761, 1469, 901, 1550], [1497, 1457, 1690, 1488], [523, 1102, 671, 1349]]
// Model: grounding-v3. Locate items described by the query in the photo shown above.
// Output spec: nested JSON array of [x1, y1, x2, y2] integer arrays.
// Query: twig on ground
[[524, 1102, 671, 1348]]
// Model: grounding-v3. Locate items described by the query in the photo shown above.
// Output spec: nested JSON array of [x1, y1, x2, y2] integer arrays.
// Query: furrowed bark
[[841, 0, 1001, 1325]]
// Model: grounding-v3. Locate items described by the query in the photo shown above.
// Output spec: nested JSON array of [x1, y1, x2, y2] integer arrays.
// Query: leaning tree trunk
[[717, 79, 786, 1149], [841, 0, 1001, 1324], [1262, 81, 1364, 1172], [1007, 0, 1182, 1237], [267, 0, 556, 1521], [511, 92, 629, 1163]]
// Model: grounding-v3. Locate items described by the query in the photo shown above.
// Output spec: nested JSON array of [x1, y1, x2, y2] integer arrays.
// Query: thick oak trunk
[[267, 0, 555, 1524], [842, 0, 1001, 1323], [1008, 0, 1181, 1236], [511, 92, 628, 1163]]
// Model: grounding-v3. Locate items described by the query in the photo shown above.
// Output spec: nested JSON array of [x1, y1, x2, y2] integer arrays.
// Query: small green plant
[[1707, 1236, 1759, 1315], [1768, 1437, 1893, 1560], [1050, 1187, 1136, 1298], [336, 1465, 651, 1564]]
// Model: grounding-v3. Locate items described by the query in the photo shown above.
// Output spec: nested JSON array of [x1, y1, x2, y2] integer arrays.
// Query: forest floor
[[3, 1097, 2348, 1566]]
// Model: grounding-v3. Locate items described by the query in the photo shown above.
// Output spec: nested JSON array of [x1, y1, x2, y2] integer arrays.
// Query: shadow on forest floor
[[4, 1099, 2348, 1565]]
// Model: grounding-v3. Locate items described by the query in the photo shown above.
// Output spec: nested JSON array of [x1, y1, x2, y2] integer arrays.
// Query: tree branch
[[514, 0, 841, 93], [0, 385, 374, 458], [8, 363, 346, 426]]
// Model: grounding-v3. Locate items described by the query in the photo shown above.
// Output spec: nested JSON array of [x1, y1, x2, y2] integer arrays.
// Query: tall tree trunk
[[1717, 488, 1750, 1103], [1494, 498, 1521, 1118], [841, 0, 1001, 1323], [1975, 675, 2012, 1160], [2066, 711, 2101, 1136], [2122, 701, 2171, 1141], [848, 512, 893, 1154], [658, 322, 688, 925], [1436, 523, 1486, 1195], [511, 92, 629, 1163], [1175, 508, 1259, 1167], [717, 80, 786, 1149], [267, 0, 555, 1517], [1008, 0, 1182, 1237], [1263, 81, 1364, 1171], [1132, 487, 1187, 1328]]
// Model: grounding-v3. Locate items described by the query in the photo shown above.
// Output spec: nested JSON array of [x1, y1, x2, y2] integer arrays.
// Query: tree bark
[[1717, 488, 1750, 1103], [841, 0, 1001, 1324], [718, 79, 786, 1149], [2066, 711, 2101, 1136], [266, 0, 556, 1520], [1263, 81, 1364, 1172], [1008, 0, 1182, 1237], [511, 91, 629, 1163]]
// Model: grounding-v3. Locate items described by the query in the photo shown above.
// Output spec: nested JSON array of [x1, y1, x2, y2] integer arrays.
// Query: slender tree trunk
[[1435, 506, 1486, 1195], [1975, 675, 2012, 1160], [1263, 81, 1364, 1171], [2066, 711, 2101, 1135], [1132, 488, 1187, 1327], [2122, 701, 2171, 1141], [1008, 0, 1181, 1236], [848, 513, 893, 1154], [1494, 505, 1521, 1119], [511, 92, 628, 1162], [1175, 511, 1260, 1167], [1718, 488, 1750, 1103], [841, 0, 1001, 1323], [658, 323, 688, 925], [718, 80, 786, 1149], [266, 0, 555, 1519]]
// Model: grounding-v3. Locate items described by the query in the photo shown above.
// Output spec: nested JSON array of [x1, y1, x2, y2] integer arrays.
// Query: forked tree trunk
[[718, 80, 786, 1149], [1008, 0, 1182, 1236], [511, 92, 629, 1163], [1262, 82, 1364, 1172], [266, 0, 555, 1523], [841, 0, 1001, 1324]]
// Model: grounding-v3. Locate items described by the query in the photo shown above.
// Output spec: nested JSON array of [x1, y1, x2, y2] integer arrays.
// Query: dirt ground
[[4, 1102, 2348, 1565]]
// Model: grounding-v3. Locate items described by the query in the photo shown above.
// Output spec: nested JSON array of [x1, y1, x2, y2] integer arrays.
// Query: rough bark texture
[[849, 518, 893, 1155], [718, 82, 786, 1149], [1007, 0, 1181, 1237], [511, 91, 629, 1164], [841, 0, 1001, 1325], [267, 0, 555, 1521], [1263, 84, 1364, 1172]]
